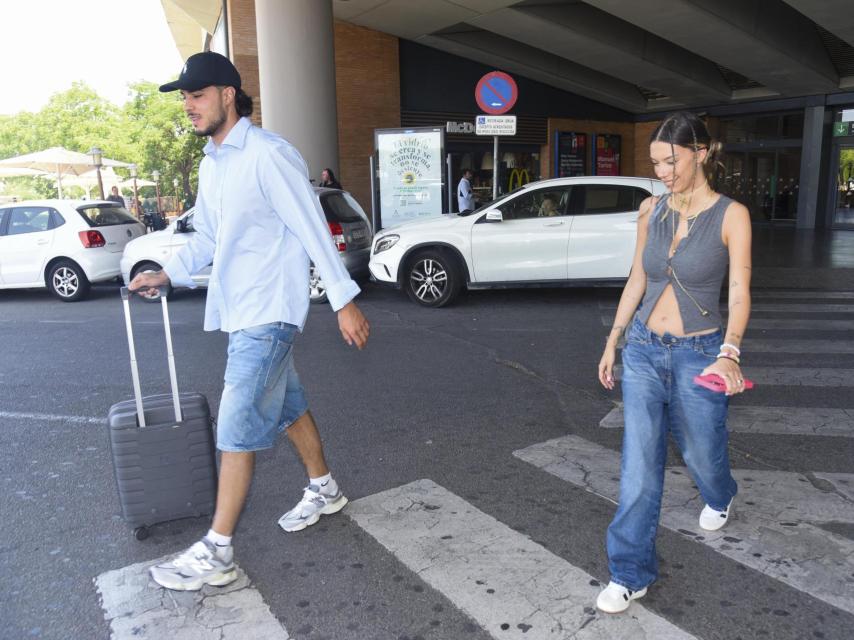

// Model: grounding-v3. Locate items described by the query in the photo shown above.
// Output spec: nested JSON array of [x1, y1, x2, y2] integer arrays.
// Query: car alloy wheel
[[309, 265, 328, 304], [53, 266, 79, 298], [406, 250, 460, 307], [47, 260, 91, 302]]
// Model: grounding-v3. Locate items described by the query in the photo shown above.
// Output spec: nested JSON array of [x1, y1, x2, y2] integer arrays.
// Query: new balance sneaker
[[596, 581, 648, 614], [278, 484, 348, 532], [699, 498, 733, 531], [149, 538, 237, 591]]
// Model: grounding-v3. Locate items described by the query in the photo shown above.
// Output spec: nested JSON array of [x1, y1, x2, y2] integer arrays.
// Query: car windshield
[[322, 192, 364, 223], [456, 185, 528, 216], [77, 205, 139, 227]]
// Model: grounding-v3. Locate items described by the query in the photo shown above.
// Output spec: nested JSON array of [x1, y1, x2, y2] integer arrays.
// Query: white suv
[[369, 176, 666, 307], [0, 200, 146, 301]]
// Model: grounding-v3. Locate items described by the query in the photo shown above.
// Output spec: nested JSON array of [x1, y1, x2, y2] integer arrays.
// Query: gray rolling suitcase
[[107, 286, 217, 540]]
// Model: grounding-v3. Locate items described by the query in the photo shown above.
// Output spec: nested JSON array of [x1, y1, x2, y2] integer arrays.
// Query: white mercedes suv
[[369, 176, 666, 307]]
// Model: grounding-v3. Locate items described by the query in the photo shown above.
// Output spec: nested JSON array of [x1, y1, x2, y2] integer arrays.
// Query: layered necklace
[[666, 185, 716, 252]]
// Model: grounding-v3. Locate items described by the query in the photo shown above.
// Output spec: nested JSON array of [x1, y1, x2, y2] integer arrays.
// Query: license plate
[[351, 229, 366, 240]]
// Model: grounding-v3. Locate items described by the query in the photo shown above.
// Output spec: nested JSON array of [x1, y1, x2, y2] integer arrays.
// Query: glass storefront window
[[718, 112, 803, 143], [450, 148, 540, 211], [715, 148, 801, 223], [833, 146, 854, 226]]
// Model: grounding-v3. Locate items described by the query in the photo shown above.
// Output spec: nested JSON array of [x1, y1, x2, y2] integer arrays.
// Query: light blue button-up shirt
[[164, 117, 360, 333]]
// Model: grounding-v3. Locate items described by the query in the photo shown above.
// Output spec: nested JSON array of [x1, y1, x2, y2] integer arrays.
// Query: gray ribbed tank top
[[637, 194, 732, 333]]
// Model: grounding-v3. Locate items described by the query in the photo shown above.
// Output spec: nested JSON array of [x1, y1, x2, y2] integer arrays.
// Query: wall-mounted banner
[[375, 127, 445, 229], [593, 134, 621, 176], [555, 131, 587, 177]]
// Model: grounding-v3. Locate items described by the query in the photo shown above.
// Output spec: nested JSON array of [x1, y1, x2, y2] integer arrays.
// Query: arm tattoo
[[730, 280, 739, 289]]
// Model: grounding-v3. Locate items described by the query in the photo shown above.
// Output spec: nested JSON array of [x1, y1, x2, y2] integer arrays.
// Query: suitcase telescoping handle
[[120, 286, 183, 427]]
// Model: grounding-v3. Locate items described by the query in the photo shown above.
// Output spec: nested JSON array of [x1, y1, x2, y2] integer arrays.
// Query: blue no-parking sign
[[475, 71, 518, 115]]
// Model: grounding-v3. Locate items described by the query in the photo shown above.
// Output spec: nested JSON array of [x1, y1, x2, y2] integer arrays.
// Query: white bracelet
[[721, 342, 741, 356]]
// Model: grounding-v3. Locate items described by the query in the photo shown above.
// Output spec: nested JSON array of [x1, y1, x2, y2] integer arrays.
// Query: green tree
[[0, 81, 204, 204], [123, 81, 205, 205]]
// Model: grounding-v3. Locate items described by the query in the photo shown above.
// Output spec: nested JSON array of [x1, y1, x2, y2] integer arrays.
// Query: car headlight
[[373, 234, 400, 254]]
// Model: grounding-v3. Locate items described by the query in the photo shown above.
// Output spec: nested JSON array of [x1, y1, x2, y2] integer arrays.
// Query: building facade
[[164, 0, 854, 232]]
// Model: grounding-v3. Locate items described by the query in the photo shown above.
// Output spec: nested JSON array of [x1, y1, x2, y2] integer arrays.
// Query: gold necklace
[[668, 190, 715, 249]]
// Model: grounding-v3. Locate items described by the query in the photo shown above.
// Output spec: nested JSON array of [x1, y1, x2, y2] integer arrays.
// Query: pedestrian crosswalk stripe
[[95, 557, 288, 639], [514, 435, 854, 615], [600, 405, 854, 437], [742, 318, 854, 331], [348, 479, 697, 640], [598, 302, 854, 313], [743, 339, 854, 354], [600, 315, 854, 331], [611, 339, 854, 354], [751, 290, 854, 300], [611, 364, 854, 387]]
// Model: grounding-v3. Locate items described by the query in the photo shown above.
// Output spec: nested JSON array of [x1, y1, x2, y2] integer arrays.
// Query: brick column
[[226, 0, 261, 125]]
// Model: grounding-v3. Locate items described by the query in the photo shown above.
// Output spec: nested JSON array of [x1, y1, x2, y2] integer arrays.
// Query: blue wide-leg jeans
[[606, 317, 738, 590]]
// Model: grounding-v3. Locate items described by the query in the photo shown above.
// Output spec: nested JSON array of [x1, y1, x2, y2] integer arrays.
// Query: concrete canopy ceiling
[[333, 0, 854, 114]]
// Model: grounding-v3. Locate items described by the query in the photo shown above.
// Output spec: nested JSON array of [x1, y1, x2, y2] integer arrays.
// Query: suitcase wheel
[[133, 526, 150, 541]]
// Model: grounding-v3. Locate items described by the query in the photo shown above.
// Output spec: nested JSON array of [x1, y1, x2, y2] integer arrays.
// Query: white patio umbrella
[[0, 166, 50, 178], [55, 167, 123, 199], [0, 147, 130, 198], [118, 177, 156, 189]]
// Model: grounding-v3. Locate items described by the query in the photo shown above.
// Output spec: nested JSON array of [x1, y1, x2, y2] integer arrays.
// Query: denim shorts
[[216, 322, 308, 452]]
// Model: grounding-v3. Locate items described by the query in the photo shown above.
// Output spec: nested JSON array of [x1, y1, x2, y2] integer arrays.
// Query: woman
[[319, 167, 342, 190], [596, 111, 752, 613]]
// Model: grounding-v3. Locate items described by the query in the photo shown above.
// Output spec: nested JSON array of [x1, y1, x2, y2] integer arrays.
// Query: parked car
[[369, 176, 667, 307], [120, 187, 372, 303], [0, 199, 146, 301]]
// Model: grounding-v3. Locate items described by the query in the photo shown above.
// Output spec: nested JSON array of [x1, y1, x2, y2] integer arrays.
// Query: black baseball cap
[[159, 51, 241, 93]]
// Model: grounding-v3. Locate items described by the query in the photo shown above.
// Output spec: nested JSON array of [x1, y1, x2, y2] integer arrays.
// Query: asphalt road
[[1, 280, 853, 640]]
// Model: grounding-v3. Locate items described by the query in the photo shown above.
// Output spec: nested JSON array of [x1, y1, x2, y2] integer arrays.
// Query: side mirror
[[484, 210, 503, 223], [175, 219, 186, 233]]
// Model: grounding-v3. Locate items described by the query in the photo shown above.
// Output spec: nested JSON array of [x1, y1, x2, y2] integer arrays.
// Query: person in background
[[106, 185, 126, 207], [318, 167, 341, 189], [538, 197, 560, 217], [457, 168, 475, 213]]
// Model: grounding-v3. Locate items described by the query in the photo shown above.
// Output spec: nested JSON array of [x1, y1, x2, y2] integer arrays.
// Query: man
[[129, 51, 370, 591], [106, 185, 126, 207], [457, 168, 475, 213]]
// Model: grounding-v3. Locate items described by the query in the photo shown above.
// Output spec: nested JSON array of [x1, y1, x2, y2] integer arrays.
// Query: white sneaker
[[278, 484, 348, 532], [596, 581, 647, 613], [149, 538, 237, 591], [699, 498, 733, 531]]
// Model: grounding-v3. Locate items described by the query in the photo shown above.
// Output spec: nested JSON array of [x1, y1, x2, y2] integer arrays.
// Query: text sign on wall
[[476, 115, 517, 136], [555, 132, 588, 177], [594, 134, 621, 176], [475, 71, 518, 115], [375, 127, 445, 228]]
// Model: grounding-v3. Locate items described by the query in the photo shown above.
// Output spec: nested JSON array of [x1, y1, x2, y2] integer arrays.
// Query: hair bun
[[704, 140, 723, 166]]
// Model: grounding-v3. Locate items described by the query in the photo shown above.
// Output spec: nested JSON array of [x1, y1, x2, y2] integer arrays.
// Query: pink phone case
[[693, 373, 754, 392]]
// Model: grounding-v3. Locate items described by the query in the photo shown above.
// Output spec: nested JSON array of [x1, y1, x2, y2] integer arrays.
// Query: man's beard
[[194, 108, 227, 138]]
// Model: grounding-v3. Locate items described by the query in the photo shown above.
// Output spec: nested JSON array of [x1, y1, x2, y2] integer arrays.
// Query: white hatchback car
[[369, 176, 666, 307], [0, 199, 146, 301]]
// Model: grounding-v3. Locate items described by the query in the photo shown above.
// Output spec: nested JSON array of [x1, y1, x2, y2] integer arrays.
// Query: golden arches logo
[[508, 168, 530, 191]]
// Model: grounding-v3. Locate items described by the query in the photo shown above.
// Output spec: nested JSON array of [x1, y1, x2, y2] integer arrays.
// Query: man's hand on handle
[[338, 301, 370, 350], [128, 269, 170, 298]]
